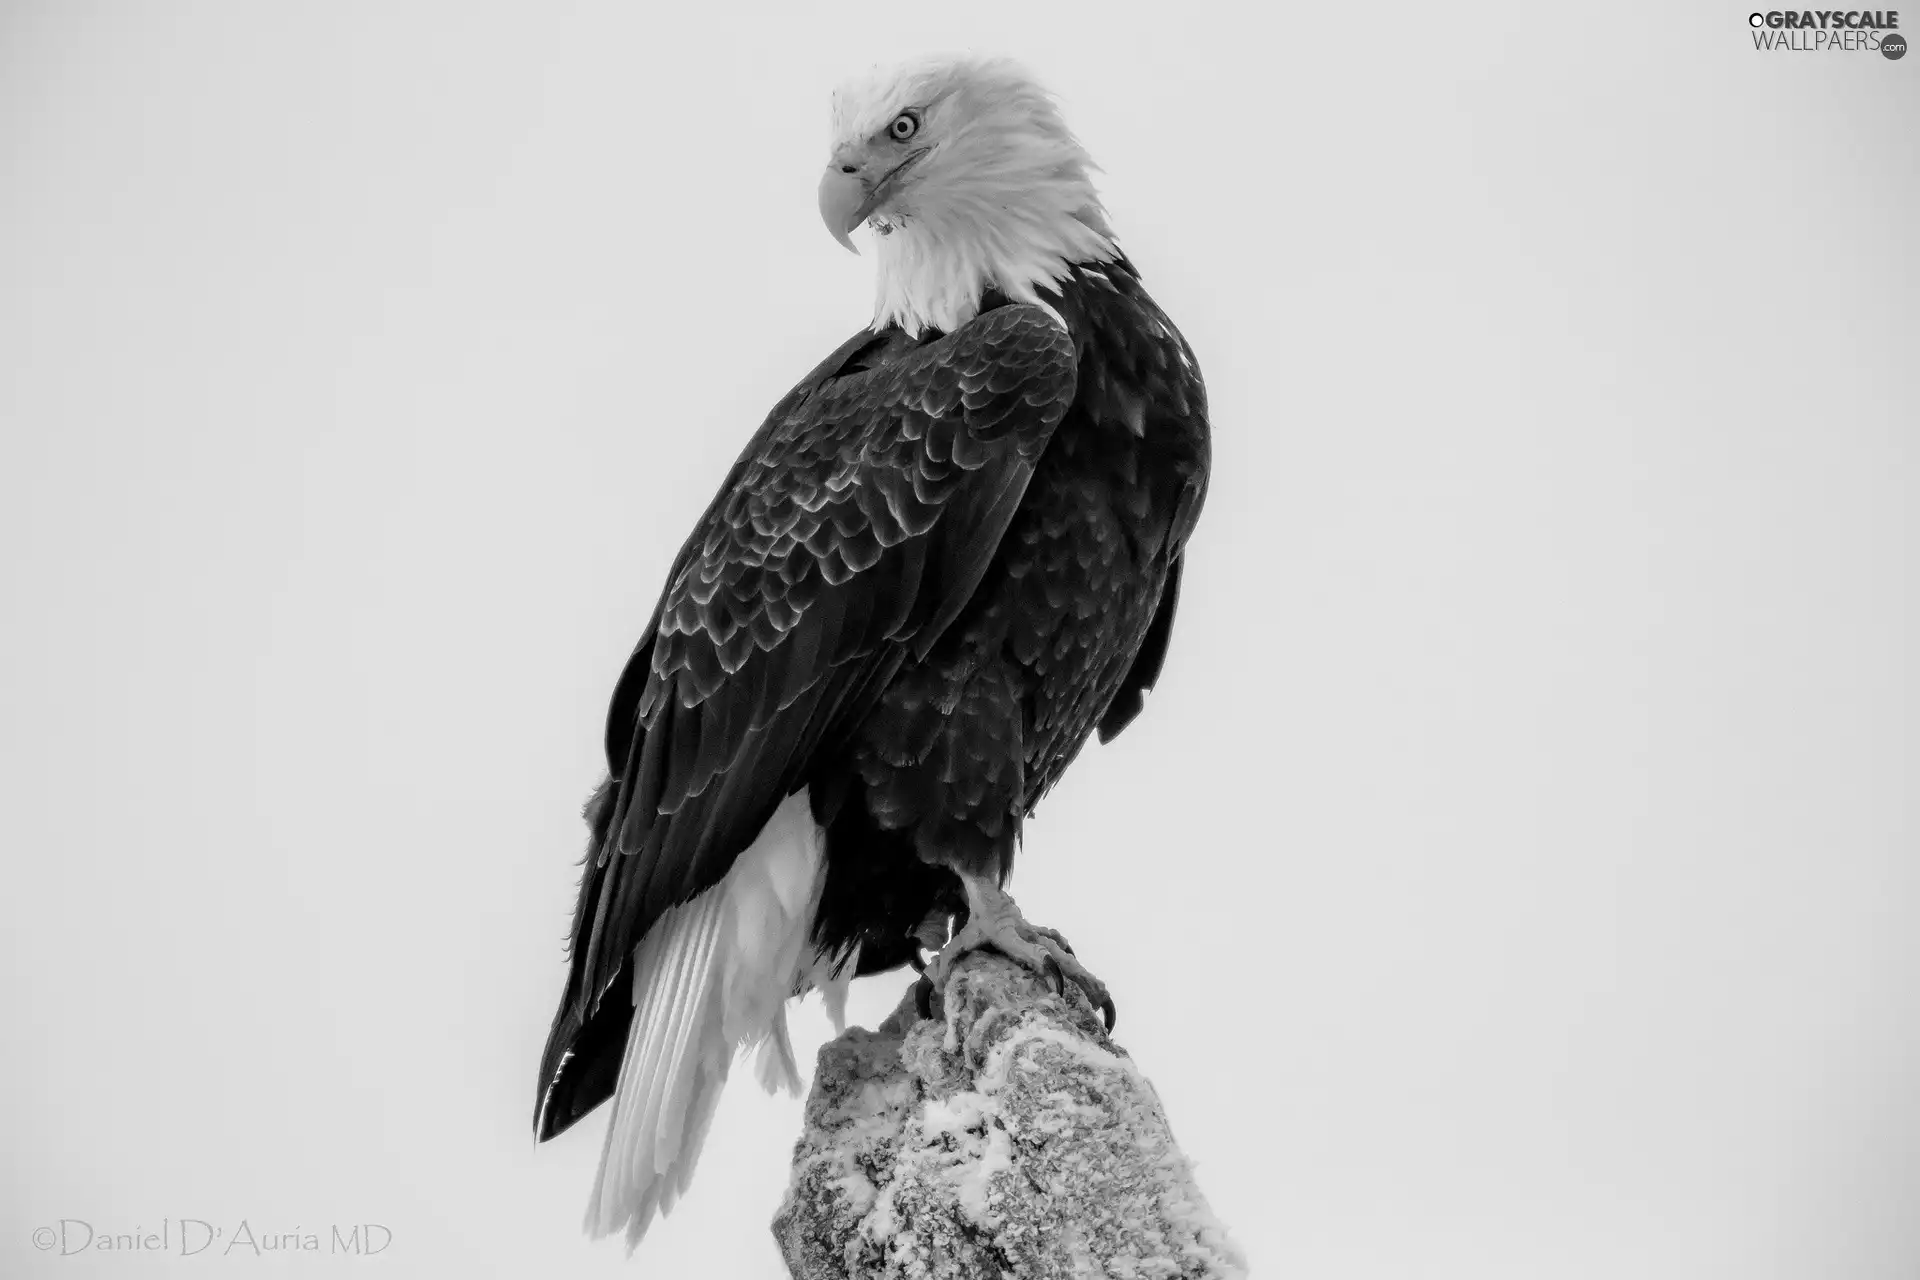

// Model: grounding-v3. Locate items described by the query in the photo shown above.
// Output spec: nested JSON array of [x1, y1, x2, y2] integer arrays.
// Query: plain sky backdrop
[[2, 2, 1914, 1278]]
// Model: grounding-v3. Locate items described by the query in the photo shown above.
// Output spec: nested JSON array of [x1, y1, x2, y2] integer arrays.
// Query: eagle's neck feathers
[[871, 150, 1116, 337]]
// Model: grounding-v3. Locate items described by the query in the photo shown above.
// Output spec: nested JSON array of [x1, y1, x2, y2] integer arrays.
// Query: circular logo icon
[[1885, 33, 1908, 59]]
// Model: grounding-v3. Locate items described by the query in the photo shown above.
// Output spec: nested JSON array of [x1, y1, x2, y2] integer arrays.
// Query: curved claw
[[914, 973, 937, 1022], [1041, 953, 1066, 996], [1098, 993, 1118, 1034]]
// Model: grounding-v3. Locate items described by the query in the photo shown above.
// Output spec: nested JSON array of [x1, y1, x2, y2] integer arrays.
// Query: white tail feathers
[[584, 788, 855, 1249]]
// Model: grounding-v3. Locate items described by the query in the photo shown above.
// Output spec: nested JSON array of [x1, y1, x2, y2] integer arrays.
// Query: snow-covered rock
[[773, 952, 1246, 1279]]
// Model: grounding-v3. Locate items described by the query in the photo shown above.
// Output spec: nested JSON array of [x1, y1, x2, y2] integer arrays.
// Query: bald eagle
[[535, 54, 1209, 1246]]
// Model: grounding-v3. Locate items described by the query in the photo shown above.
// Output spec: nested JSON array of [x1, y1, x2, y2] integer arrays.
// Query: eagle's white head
[[818, 56, 1117, 338]]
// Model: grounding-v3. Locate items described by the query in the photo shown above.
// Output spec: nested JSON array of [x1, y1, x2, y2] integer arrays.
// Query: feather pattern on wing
[[536, 304, 1078, 1144]]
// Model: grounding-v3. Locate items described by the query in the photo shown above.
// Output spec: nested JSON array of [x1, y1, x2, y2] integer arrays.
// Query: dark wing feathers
[[1092, 298, 1209, 746], [1096, 554, 1182, 744], [536, 306, 1076, 1137]]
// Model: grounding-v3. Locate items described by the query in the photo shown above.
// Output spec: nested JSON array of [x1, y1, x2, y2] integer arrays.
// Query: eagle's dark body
[[536, 256, 1207, 1141]]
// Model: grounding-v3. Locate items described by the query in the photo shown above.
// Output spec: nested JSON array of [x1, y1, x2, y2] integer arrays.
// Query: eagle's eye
[[887, 111, 920, 142]]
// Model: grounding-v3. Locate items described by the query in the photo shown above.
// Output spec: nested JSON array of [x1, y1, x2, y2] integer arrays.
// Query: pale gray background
[[2, 2, 1914, 1277]]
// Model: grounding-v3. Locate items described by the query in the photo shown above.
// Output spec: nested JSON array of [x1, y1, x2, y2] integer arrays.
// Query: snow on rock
[[772, 951, 1247, 1279]]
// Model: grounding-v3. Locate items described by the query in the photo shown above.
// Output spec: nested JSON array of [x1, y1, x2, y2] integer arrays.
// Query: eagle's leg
[[916, 874, 1117, 1032]]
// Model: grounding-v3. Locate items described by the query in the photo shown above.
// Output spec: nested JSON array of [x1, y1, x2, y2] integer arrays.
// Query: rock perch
[[773, 952, 1247, 1279]]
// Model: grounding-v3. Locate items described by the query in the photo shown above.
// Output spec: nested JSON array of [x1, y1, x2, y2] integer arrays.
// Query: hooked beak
[[817, 148, 928, 254]]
